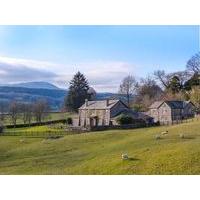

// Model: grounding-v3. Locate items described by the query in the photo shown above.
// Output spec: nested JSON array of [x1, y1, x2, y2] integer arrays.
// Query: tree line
[[64, 52, 200, 113], [118, 52, 200, 112], [0, 99, 49, 126]]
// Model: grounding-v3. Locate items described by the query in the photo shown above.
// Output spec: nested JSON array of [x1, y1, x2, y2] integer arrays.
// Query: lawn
[[2, 112, 74, 125], [0, 119, 200, 174]]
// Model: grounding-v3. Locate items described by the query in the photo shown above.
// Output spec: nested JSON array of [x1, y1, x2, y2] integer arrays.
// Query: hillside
[[0, 83, 119, 110], [1, 119, 200, 174], [0, 86, 66, 110], [8, 81, 60, 90]]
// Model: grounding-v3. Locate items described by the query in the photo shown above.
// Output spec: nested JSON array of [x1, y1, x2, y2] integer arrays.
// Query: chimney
[[85, 99, 88, 107], [106, 99, 109, 107]]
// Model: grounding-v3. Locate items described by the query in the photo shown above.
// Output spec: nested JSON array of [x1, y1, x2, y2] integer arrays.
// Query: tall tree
[[153, 70, 170, 89], [168, 75, 182, 94], [65, 71, 90, 112], [33, 100, 49, 123], [118, 75, 138, 107], [133, 76, 163, 111], [9, 101, 20, 126], [186, 52, 200, 74], [189, 86, 200, 113], [184, 72, 200, 91], [20, 103, 33, 125], [0, 101, 8, 122]]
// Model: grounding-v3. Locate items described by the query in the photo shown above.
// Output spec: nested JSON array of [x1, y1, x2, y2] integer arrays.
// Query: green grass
[[0, 120, 200, 174], [3, 112, 74, 125], [5, 124, 65, 133]]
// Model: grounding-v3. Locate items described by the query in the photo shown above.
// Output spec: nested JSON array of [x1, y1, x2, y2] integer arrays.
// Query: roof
[[112, 109, 153, 120], [149, 100, 194, 110], [165, 101, 185, 109], [79, 99, 123, 110], [149, 101, 164, 109]]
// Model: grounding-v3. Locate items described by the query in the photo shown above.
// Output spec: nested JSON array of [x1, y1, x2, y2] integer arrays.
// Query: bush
[[116, 114, 133, 125], [66, 117, 72, 125]]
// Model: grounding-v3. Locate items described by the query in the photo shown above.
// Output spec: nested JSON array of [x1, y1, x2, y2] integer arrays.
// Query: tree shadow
[[181, 136, 195, 139]]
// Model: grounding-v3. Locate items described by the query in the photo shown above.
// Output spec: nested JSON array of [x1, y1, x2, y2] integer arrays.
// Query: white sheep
[[122, 153, 129, 160], [155, 134, 161, 140], [161, 130, 168, 135], [19, 139, 25, 143], [179, 133, 185, 139]]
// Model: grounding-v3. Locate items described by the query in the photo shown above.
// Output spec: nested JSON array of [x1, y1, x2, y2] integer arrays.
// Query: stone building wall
[[78, 109, 110, 126], [158, 103, 172, 124]]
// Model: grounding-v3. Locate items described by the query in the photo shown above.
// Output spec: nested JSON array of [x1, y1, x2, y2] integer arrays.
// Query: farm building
[[74, 99, 153, 127], [148, 100, 195, 124]]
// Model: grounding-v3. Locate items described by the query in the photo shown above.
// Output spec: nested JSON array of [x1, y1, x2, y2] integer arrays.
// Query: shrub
[[116, 114, 133, 125], [66, 117, 73, 125]]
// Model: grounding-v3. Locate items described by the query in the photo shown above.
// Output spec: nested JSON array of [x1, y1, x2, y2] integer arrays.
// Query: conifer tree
[[65, 71, 90, 111]]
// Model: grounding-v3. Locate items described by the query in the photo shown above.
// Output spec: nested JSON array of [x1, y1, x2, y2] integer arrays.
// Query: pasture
[[0, 120, 200, 174], [2, 112, 74, 125]]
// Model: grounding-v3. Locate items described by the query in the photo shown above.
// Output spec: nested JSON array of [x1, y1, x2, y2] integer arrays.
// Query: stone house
[[75, 99, 153, 127], [148, 100, 195, 124]]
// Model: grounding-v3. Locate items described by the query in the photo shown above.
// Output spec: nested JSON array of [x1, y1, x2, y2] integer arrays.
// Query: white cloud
[[0, 56, 137, 92], [0, 56, 57, 84], [55, 61, 136, 92]]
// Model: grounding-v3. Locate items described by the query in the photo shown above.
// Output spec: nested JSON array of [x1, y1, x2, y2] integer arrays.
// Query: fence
[[159, 117, 198, 126]]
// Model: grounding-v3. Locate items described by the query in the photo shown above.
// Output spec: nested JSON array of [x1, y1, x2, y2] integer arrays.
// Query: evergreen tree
[[184, 72, 200, 91], [65, 71, 90, 112], [168, 75, 182, 94]]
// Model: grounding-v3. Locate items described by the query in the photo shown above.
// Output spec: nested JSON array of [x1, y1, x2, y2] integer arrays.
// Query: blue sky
[[0, 25, 199, 92]]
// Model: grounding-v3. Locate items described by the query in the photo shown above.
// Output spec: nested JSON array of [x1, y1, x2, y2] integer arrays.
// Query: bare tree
[[134, 76, 163, 111], [9, 101, 20, 126], [186, 52, 200, 74], [0, 101, 8, 122], [154, 69, 191, 90], [20, 103, 33, 125], [118, 75, 138, 107], [153, 70, 170, 89], [33, 100, 49, 123]]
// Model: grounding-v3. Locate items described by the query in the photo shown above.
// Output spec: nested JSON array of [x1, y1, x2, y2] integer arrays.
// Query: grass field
[[2, 112, 74, 125], [0, 119, 200, 175]]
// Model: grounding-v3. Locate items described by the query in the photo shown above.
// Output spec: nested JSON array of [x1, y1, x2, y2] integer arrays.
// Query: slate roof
[[149, 101, 164, 109], [79, 99, 121, 110], [165, 101, 185, 109], [149, 100, 193, 109], [112, 109, 153, 120]]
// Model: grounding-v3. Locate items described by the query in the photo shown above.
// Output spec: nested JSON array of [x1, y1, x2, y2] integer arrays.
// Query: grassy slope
[[0, 120, 200, 175]]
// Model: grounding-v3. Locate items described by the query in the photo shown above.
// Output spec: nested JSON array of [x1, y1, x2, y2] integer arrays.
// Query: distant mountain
[[0, 86, 67, 110], [5, 81, 60, 90], [0, 84, 120, 111]]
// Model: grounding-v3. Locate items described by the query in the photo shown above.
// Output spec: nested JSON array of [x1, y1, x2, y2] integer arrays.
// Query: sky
[[0, 25, 199, 92]]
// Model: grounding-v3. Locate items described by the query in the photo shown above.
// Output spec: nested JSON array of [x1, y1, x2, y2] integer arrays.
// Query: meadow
[[0, 119, 200, 175], [2, 112, 73, 125]]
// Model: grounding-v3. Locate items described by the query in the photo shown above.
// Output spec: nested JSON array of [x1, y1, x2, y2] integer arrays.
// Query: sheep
[[155, 134, 161, 140], [19, 139, 25, 143], [122, 153, 129, 160], [179, 133, 185, 139], [161, 130, 168, 135]]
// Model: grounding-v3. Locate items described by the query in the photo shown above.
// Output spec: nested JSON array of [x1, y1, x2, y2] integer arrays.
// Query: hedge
[[5, 119, 67, 129]]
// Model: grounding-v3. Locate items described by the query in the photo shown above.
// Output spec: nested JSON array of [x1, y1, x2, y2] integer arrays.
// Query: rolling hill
[[7, 81, 60, 90], [0, 82, 119, 110]]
